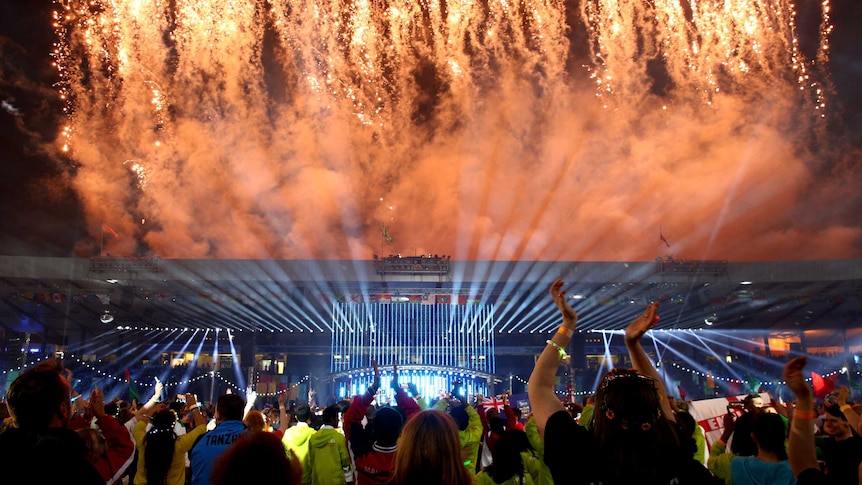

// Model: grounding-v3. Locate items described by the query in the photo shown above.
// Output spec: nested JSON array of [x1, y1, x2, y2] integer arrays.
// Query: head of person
[[372, 407, 404, 447], [5, 359, 72, 429], [293, 403, 311, 424], [751, 412, 788, 460], [394, 410, 472, 485], [448, 406, 469, 431], [145, 409, 178, 485], [216, 394, 245, 423], [76, 427, 107, 464], [488, 416, 505, 435], [594, 368, 669, 439], [210, 432, 302, 485], [673, 411, 699, 456], [244, 410, 266, 433], [592, 368, 683, 480], [486, 430, 528, 483], [729, 411, 758, 456], [266, 408, 280, 429], [322, 405, 339, 427], [743, 393, 764, 413], [823, 404, 852, 439]]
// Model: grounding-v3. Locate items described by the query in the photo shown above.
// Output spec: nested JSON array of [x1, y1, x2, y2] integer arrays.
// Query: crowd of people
[[2, 279, 861, 484]]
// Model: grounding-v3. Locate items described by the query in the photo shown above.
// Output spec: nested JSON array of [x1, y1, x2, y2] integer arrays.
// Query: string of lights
[[0, 355, 52, 374], [670, 362, 857, 385]]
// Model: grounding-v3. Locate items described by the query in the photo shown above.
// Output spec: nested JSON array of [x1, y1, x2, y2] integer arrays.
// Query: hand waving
[[549, 279, 578, 326], [625, 302, 660, 343]]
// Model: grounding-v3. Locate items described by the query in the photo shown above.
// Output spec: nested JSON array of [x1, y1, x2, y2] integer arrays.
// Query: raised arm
[[278, 392, 289, 431], [244, 387, 258, 418], [528, 279, 576, 437], [784, 356, 822, 478], [139, 377, 164, 414], [624, 302, 675, 422], [835, 385, 861, 435]]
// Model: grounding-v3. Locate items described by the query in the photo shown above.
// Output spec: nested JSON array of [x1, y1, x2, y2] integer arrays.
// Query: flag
[[746, 373, 762, 394], [103, 224, 120, 239], [482, 396, 506, 413], [811, 371, 835, 400], [421, 294, 436, 305], [678, 384, 687, 401], [436, 294, 451, 304], [382, 224, 393, 243], [126, 369, 141, 401], [660, 227, 670, 248], [407, 295, 422, 304]]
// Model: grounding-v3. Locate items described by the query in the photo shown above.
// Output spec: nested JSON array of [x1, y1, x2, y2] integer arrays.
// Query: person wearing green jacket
[[307, 405, 353, 485], [283, 403, 316, 485], [435, 393, 483, 473], [475, 430, 535, 485]]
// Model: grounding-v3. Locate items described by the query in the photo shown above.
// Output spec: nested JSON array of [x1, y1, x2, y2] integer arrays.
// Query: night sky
[[1, 0, 861, 261]]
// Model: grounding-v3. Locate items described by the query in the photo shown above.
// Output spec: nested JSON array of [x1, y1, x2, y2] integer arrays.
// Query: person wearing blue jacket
[[189, 394, 247, 485]]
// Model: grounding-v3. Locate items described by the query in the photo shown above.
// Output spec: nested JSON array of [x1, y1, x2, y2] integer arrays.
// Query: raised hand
[[391, 361, 400, 390], [407, 382, 420, 398], [89, 387, 106, 418], [549, 279, 578, 325], [278, 392, 287, 407], [782, 356, 812, 400], [153, 377, 164, 400], [370, 359, 381, 393], [625, 302, 660, 343]]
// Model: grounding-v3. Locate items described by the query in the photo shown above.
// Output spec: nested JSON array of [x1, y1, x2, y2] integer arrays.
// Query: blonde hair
[[243, 410, 266, 433], [394, 410, 472, 485]]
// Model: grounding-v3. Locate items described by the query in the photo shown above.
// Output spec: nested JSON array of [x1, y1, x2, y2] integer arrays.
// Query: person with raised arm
[[343, 359, 419, 485], [529, 279, 714, 485]]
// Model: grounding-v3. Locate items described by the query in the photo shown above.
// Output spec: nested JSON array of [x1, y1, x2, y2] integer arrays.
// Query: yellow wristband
[[841, 404, 853, 412], [557, 326, 575, 338]]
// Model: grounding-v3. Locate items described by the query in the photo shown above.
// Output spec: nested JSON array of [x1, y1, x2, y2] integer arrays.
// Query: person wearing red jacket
[[75, 387, 136, 484], [344, 360, 420, 485]]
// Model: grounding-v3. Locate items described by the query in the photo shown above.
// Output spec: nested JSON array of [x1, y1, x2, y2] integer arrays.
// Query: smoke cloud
[[49, 0, 861, 261]]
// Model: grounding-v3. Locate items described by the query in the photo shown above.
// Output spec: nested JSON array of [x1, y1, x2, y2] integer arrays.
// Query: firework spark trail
[[52, 0, 858, 261]]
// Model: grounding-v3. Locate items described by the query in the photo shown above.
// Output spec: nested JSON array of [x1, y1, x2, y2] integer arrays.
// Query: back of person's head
[[76, 427, 107, 464], [5, 359, 71, 429], [394, 410, 472, 485], [488, 416, 505, 435], [594, 369, 667, 438], [448, 406, 469, 431], [169, 400, 185, 415], [373, 407, 404, 446], [511, 407, 522, 420], [216, 394, 246, 422], [336, 400, 351, 415], [729, 411, 758, 456], [322, 405, 339, 427], [673, 411, 698, 456], [593, 368, 683, 481], [118, 407, 134, 424], [104, 401, 120, 418], [210, 432, 301, 485], [751, 412, 787, 460], [294, 403, 311, 423], [487, 430, 527, 484], [244, 410, 266, 432], [146, 409, 178, 485]]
